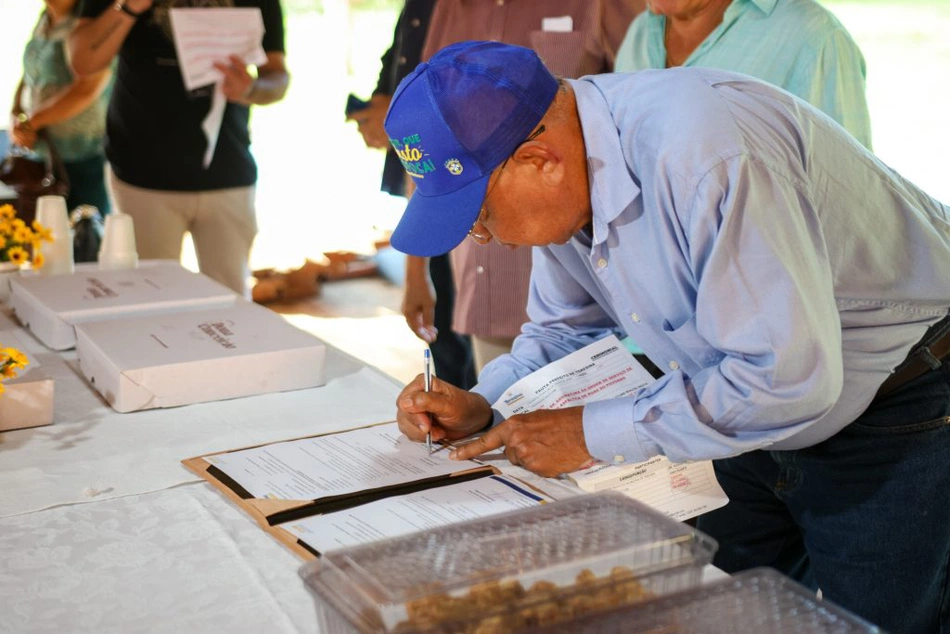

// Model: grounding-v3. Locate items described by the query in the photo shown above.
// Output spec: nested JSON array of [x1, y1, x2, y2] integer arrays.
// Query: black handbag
[[70, 204, 104, 263], [0, 130, 70, 225]]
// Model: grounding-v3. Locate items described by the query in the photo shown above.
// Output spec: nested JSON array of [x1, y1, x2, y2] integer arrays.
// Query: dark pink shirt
[[421, 0, 644, 337]]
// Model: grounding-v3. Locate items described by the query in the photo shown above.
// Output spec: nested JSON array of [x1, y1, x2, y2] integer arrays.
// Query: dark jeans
[[64, 153, 110, 215], [428, 253, 476, 389], [697, 360, 950, 632]]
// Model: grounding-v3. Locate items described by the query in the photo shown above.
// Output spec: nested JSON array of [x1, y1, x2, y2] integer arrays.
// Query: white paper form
[[206, 422, 482, 500], [168, 8, 267, 168], [491, 335, 728, 521], [565, 457, 727, 522], [284, 475, 551, 553], [494, 335, 654, 416]]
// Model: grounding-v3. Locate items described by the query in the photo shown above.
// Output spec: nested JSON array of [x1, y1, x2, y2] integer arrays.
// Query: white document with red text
[[491, 335, 728, 521]]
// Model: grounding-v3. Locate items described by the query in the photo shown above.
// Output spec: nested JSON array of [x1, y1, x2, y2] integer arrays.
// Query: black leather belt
[[874, 313, 950, 401]]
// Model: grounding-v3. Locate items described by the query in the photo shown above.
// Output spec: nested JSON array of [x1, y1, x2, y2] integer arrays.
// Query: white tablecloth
[[0, 483, 318, 634], [0, 306, 726, 633]]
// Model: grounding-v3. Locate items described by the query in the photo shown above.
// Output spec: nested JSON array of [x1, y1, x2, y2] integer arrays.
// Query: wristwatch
[[113, 1, 144, 18]]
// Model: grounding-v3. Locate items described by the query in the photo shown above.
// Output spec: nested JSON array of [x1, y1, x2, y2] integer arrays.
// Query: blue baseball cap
[[384, 41, 559, 257]]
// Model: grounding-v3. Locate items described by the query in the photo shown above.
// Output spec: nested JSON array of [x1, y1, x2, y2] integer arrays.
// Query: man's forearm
[[405, 254, 431, 283], [68, 7, 141, 77], [241, 69, 290, 106]]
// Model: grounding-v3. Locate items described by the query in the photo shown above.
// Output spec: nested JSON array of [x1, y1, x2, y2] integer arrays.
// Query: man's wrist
[[113, 0, 145, 19], [240, 80, 257, 104]]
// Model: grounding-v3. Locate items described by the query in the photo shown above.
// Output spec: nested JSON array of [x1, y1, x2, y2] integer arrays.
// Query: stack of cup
[[98, 212, 139, 270], [35, 195, 75, 276]]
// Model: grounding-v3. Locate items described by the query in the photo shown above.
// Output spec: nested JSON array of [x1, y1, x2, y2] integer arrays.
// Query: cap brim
[[390, 173, 490, 257]]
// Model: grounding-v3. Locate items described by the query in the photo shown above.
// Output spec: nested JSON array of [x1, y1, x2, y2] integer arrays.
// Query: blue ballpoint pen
[[424, 349, 432, 453]]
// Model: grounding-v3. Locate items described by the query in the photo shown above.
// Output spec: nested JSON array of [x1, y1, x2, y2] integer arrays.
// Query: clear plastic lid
[[299, 491, 717, 633], [542, 567, 882, 633]]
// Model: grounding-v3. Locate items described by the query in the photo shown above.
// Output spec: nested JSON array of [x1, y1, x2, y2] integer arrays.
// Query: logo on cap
[[444, 159, 463, 175], [391, 133, 436, 179]]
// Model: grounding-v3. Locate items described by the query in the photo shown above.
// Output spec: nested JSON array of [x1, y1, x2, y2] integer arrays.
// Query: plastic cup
[[35, 195, 70, 241], [34, 195, 74, 275], [98, 213, 139, 270]]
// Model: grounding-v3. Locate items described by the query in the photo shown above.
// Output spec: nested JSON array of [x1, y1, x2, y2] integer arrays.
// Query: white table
[[0, 307, 404, 633], [0, 307, 726, 633]]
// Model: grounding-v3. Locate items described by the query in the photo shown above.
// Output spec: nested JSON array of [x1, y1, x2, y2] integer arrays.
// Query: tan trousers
[[107, 167, 257, 297], [472, 335, 515, 373]]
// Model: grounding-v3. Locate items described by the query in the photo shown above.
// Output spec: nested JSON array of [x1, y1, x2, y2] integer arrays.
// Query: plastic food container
[[298, 491, 718, 633], [539, 567, 882, 633]]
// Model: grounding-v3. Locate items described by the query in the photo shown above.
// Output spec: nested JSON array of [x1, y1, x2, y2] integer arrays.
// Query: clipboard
[[182, 420, 497, 560]]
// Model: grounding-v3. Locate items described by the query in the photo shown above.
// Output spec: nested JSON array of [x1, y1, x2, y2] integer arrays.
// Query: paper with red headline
[[492, 335, 728, 521]]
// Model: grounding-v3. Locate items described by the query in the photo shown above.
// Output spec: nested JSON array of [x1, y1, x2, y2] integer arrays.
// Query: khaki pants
[[107, 167, 257, 297], [472, 335, 514, 373]]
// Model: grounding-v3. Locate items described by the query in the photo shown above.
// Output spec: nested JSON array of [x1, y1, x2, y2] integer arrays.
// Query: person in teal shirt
[[615, 0, 872, 149], [11, 0, 114, 215]]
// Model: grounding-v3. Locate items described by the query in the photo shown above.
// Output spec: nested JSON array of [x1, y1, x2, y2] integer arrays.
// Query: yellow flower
[[32, 251, 45, 269], [0, 235, 6, 250], [11, 218, 25, 231], [3, 349, 28, 367], [13, 226, 33, 244], [31, 221, 53, 242], [7, 247, 28, 266], [0, 345, 29, 386], [0, 204, 14, 220]]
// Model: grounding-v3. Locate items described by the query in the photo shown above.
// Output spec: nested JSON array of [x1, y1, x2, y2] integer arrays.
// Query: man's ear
[[513, 141, 563, 184]]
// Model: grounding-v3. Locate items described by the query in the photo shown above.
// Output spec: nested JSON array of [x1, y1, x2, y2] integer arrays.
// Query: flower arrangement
[[0, 203, 53, 269], [0, 347, 29, 395]]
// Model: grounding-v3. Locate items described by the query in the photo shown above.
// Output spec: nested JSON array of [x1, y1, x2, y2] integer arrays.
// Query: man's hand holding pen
[[396, 375, 493, 445], [395, 379, 594, 478]]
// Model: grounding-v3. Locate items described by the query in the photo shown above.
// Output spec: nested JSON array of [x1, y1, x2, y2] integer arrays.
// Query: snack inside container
[[539, 567, 883, 633], [298, 491, 718, 633]]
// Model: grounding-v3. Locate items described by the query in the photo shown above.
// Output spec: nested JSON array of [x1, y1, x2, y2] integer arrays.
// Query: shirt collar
[[566, 78, 640, 247], [745, 0, 779, 16]]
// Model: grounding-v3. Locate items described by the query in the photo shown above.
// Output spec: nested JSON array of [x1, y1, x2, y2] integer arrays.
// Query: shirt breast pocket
[[662, 315, 724, 369], [528, 31, 589, 78]]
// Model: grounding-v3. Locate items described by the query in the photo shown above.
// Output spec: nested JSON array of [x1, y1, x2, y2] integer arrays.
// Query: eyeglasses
[[468, 125, 546, 245]]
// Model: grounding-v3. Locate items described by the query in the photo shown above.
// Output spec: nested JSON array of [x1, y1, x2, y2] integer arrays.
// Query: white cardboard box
[[10, 263, 238, 350], [0, 329, 54, 432], [75, 301, 327, 412], [0, 368, 54, 432]]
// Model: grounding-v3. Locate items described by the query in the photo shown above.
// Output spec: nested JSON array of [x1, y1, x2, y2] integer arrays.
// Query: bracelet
[[113, 0, 144, 18], [241, 80, 257, 103], [15, 112, 32, 132]]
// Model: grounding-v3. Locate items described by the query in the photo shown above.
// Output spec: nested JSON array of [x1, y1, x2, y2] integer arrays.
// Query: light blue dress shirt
[[615, 0, 872, 149], [473, 69, 950, 466]]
